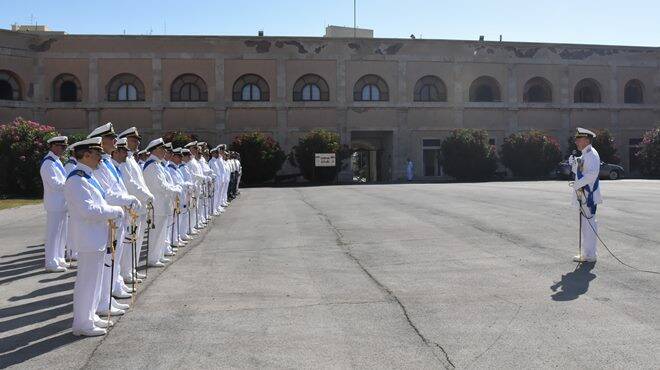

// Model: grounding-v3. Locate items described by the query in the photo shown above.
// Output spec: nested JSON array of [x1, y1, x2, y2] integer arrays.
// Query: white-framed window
[[302, 83, 321, 101], [241, 83, 261, 101], [118, 83, 138, 101], [361, 84, 380, 101]]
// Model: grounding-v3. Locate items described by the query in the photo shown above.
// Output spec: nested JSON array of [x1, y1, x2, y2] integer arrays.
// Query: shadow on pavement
[[0, 318, 82, 368], [550, 262, 597, 301]]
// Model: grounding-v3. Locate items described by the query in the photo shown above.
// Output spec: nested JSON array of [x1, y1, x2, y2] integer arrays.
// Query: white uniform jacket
[[142, 155, 181, 216], [40, 151, 67, 212], [121, 151, 154, 214], [572, 144, 603, 207], [64, 163, 124, 253], [93, 154, 137, 209]]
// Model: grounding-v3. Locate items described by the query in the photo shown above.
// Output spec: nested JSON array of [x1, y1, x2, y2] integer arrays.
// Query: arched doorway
[[350, 131, 393, 182]]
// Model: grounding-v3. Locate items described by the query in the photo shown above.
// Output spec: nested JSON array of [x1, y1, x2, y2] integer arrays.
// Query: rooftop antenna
[[164, 21, 167, 35], [353, 0, 356, 38]]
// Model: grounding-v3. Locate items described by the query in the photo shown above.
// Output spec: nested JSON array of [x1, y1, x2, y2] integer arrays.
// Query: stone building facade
[[1, 28, 658, 181]]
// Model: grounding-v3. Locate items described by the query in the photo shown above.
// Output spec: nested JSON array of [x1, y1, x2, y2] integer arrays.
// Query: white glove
[[568, 155, 576, 166], [112, 206, 125, 220]]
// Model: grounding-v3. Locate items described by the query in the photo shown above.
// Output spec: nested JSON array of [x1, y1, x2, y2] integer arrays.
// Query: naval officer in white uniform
[[65, 137, 124, 336], [40, 136, 69, 272], [142, 138, 182, 267], [117, 127, 154, 282], [570, 127, 603, 262]]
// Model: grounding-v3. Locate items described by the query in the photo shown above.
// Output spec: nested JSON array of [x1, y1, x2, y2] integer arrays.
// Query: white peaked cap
[[576, 127, 597, 138], [145, 138, 165, 152], [68, 137, 102, 151], [117, 126, 141, 139], [87, 122, 116, 138], [47, 136, 68, 144]]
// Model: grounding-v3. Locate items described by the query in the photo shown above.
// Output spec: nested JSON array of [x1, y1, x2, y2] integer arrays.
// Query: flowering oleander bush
[[637, 128, 660, 177], [440, 129, 498, 181], [230, 132, 286, 184], [0, 117, 59, 196], [501, 131, 562, 178]]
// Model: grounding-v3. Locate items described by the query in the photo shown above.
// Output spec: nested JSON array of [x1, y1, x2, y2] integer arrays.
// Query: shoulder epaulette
[[66, 169, 86, 180]]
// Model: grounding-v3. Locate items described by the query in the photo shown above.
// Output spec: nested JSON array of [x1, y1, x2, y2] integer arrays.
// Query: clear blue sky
[[2, 0, 658, 46]]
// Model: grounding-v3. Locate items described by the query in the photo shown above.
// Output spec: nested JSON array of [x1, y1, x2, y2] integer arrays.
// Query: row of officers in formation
[[39, 122, 242, 336]]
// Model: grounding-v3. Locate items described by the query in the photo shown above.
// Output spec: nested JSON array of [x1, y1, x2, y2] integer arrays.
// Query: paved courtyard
[[1, 181, 659, 369]]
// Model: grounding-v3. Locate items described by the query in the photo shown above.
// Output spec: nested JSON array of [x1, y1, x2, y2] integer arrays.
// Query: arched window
[[353, 74, 389, 101], [469, 76, 502, 102], [523, 77, 553, 103], [0, 70, 22, 101], [624, 79, 644, 104], [233, 74, 269, 101], [107, 73, 145, 101], [53, 74, 82, 102], [293, 74, 329, 101], [171, 74, 208, 102], [413, 75, 447, 102], [574, 78, 601, 103]]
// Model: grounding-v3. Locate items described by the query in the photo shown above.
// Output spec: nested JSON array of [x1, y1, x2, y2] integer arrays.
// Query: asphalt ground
[[1, 181, 658, 369]]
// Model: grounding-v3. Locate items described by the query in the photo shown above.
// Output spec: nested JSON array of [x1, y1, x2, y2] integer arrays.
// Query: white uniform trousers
[[120, 218, 145, 279], [65, 214, 78, 260], [72, 250, 104, 331], [214, 180, 222, 211], [179, 210, 190, 237], [44, 211, 67, 268], [148, 215, 168, 264], [196, 195, 206, 224], [580, 207, 598, 259], [221, 180, 230, 205]]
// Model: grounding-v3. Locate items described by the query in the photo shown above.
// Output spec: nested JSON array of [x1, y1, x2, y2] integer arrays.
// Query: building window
[[574, 78, 601, 103], [469, 76, 502, 102], [0, 70, 22, 101], [293, 74, 329, 101], [118, 84, 138, 101], [422, 139, 443, 177], [233, 74, 269, 101], [353, 74, 389, 101], [523, 77, 553, 103], [241, 84, 261, 101], [413, 75, 447, 102], [53, 73, 82, 102], [107, 73, 146, 101], [624, 79, 644, 104], [361, 84, 380, 101], [171, 74, 208, 102]]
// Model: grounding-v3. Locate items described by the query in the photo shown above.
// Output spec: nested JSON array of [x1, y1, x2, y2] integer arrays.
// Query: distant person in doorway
[[406, 158, 414, 181]]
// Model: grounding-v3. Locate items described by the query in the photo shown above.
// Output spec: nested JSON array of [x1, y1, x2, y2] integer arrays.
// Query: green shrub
[[566, 129, 620, 164], [637, 127, 660, 177], [163, 131, 199, 149], [291, 129, 345, 182], [229, 132, 286, 184], [501, 131, 562, 178], [440, 129, 497, 181], [0, 118, 59, 197]]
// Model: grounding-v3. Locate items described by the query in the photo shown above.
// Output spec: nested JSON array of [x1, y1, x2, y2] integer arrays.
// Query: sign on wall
[[315, 153, 336, 167]]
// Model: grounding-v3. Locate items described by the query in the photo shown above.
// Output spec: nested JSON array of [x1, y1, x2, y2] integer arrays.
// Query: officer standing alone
[[570, 127, 603, 263]]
